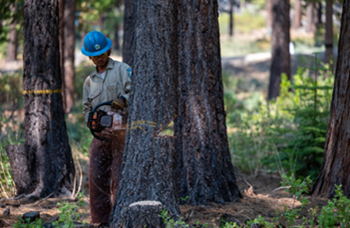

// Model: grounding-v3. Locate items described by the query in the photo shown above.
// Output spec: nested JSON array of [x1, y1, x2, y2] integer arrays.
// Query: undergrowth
[[227, 54, 334, 181]]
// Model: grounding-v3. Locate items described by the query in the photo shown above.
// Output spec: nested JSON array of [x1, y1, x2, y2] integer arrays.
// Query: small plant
[[52, 191, 87, 228], [318, 185, 350, 228], [278, 175, 312, 227], [13, 216, 44, 228]]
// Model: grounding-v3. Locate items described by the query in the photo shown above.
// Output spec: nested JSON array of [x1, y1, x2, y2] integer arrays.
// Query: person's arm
[[82, 78, 92, 123], [111, 65, 132, 110]]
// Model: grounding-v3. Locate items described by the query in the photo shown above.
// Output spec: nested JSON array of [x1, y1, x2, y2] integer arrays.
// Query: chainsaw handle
[[89, 100, 113, 142], [91, 100, 113, 112]]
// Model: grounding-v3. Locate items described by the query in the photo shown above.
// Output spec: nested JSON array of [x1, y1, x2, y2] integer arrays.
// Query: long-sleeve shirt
[[83, 58, 132, 122]]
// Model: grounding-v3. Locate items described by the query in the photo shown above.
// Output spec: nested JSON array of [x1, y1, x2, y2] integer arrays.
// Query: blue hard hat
[[81, 31, 112, 57]]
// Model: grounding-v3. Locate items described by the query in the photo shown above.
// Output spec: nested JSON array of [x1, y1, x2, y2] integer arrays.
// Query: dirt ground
[[0, 173, 329, 227]]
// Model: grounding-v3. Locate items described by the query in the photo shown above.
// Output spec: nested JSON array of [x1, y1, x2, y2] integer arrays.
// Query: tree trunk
[[325, 1, 333, 65], [20, 0, 75, 198], [109, 0, 180, 226], [6, 5, 18, 62], [229, 0, 234, 37], [266, 0, 273, 33], [317, 2, 322, 26], [113, 1, 121, 51], [63, 0, 76, 113], [306, 2, 317, 33], [59, 0, 66, 112], [312, 0, 350, 198], [122, 0, 134, 68], [175, 0, 241, 205], [268, 0, 291, 100], [293, 0, 302, 29]]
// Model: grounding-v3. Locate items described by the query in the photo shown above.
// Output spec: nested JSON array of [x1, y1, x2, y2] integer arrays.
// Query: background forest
[[0, 0, 347, 227]]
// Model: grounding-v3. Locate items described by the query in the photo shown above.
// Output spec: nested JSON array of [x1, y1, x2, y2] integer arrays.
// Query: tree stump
[[119, 201, 164, 228]]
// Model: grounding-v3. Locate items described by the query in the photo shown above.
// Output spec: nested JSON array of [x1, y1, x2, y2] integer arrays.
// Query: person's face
[[90, 51, 109, 67]]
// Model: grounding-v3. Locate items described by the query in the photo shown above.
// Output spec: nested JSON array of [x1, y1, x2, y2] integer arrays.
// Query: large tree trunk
[[109, 0, 180, 226], [268, 0, 291, 100], [229, 0, 234, 37], [325, 1, 333, 65], [175, 0, 241, 205], [312, 0, 350, 198], [293, 0, 302, 29], [17, 0, 75, 198], [6, 5, 18, 62], [306, 2, 317, 33], [122, 0, 134, 68], [63, 0, 76, 113]]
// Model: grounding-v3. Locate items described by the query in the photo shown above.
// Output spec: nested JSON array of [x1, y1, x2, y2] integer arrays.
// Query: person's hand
[[111, 98, 125, 111]]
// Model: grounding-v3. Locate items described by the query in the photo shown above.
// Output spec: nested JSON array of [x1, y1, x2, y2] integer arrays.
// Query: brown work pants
[[89, 131, 126, 224]]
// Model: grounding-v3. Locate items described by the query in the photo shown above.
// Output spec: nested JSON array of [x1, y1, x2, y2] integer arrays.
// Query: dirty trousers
[[89, 132, 126, 223]]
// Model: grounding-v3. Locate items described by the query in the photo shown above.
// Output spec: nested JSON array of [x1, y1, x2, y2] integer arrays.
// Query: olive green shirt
[[83, 58, 131, 122]]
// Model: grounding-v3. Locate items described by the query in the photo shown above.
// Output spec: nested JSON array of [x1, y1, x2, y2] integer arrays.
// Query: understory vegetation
[[225, 55, 333, 182], [0, 56, 342, 227]]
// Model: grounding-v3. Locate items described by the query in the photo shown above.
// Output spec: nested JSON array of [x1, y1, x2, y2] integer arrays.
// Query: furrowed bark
[[109, 0, 179, 226], [312, 0, 350, 198], [20, 0, 75, 198], [268, 0, 291, 100], [175, 0, 241, 205]]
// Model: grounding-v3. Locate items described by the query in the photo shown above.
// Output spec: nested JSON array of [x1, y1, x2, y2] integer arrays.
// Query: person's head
[[81, 31, 112, 67]]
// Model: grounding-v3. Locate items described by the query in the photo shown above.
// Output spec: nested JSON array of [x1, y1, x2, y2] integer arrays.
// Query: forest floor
[[0, 173, 330, 227]]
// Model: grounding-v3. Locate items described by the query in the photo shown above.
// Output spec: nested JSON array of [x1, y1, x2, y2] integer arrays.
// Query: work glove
[[111, 97, 126, 111]]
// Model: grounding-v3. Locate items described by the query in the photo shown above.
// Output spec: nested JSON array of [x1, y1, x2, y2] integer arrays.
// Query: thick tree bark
[[63, 0, 76, 113], [175, 0, 241, 205], [6, 5, 18, 62], [109, 0, 180, 226], [325, 1, 333, 64], [306, 3, 317, 33], [312, 0, 350, 198], [20, 0, 75, 198], [229, 0, 234, 37], [5, 145, 30, 196], [293, 0, 302, 29], [268, 0, 291, 100], [122, 0, 134, 68]]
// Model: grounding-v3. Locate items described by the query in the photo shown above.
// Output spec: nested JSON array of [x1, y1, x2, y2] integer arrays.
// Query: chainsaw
[[87, 101, 127, 141]]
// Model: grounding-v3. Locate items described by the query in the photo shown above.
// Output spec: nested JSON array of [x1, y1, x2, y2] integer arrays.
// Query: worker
[[81, 31, 131, 226]]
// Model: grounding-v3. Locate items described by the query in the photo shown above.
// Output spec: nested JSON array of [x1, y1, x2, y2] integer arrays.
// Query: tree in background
[[266, 0, 272, 33], [268, 0, 291, 100], [110, 0, 180, 226], [293, 0, 302, 29], [122, 0, 134, 68], [325, 0, 334, 64], [306, 2, 318, 33], [63, 0, 76, 113], [59, 0, 66, 111], [312, 0, 350, 198], [6, 0, 75, 199], [6, 3, 18, 62], [175, 0, 241, 205]]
